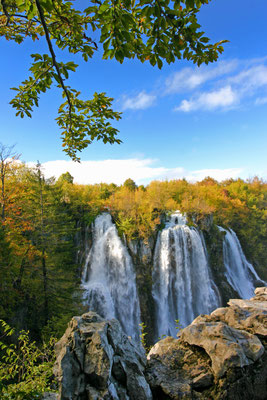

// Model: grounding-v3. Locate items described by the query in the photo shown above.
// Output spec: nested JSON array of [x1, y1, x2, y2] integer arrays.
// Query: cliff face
[[127, 236, 157, 346], [54, 287, 267, 400]]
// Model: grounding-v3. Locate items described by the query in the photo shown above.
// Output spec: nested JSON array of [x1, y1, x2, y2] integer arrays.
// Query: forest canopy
[[0, 0, 227, 160]]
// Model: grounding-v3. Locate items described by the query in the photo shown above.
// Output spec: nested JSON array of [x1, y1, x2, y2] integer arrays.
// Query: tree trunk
[[42, 248, 49, 324]]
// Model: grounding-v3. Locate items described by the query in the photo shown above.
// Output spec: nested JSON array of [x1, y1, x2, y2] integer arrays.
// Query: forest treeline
[[1, 150, 267, 343]]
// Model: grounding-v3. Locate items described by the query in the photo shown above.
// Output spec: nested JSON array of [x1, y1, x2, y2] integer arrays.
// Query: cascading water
[[82, 213, 141, 341], [152, 211, 221, 338], [218, 226, 265, 299]]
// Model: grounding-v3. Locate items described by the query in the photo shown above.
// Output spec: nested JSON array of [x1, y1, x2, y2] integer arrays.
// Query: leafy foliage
[[0, 320, 56, 399], [0, 0, 227, 159], [139, 322, 151, 354]]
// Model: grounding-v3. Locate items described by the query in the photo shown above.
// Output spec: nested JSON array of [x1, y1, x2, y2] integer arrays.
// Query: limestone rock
[[146, 336, 213, 399], [179, 321, 264, 378], [193, 286, 267, 338], [146, 287, 267, 399], [254, 286, 267, 301], [54, 312, 152, 400]]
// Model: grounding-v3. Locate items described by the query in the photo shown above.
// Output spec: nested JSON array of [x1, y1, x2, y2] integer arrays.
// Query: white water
[[82, 213, 141, 341], [219, 227, 264, 298], [152, 212, 220, 338]]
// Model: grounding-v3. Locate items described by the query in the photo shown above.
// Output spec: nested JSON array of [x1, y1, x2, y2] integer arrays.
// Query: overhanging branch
[[35, 0, 73, 131]]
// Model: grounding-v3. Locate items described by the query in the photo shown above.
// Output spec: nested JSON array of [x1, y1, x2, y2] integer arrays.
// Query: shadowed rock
[[54, 312, 152, 400], [179, 321, 264, 378]]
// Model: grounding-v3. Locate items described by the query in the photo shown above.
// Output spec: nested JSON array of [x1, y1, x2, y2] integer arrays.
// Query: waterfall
[[82, 213, 141, 341], [219, 227, 264, 299], [152, 212, 220, 338]]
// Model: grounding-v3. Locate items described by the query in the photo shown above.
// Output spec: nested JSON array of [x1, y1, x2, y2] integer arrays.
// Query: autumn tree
[[0, 143, 20, 221], [0, 0, 227, 160]]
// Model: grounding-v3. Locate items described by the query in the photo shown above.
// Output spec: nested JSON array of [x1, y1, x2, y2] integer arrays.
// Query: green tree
[[24, 163, 80, 330], [0, 0, 227, 160], [123, 178, 137, 192], [57, 171, 74, 184]]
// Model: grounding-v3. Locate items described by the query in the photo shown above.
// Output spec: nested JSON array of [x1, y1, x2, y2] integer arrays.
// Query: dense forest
[[0, 148, 267, 396]]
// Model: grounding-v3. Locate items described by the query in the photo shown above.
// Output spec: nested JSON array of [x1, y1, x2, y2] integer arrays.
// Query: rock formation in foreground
[[146, 286, 267, 399], [53, 312, 152, 400], [54, 287, 267, 399]]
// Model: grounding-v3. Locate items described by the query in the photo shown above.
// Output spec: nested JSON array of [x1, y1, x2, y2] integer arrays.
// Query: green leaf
[[157, 58, 163, 69], [65, 62, 78, 72], [98, 3, 109, 14], [186, 0, 195, 9], [40, 0, 54, 12]]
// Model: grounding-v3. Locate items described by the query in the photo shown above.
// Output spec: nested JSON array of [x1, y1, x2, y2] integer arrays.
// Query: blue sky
[[1, 0, 267, 184]]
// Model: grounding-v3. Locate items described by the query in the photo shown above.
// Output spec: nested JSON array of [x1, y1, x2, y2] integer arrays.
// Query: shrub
[[0, 320, 56, 400]]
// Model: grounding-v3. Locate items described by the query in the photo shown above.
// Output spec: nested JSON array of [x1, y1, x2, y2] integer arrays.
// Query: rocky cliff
[[53, 287, 267, 399]]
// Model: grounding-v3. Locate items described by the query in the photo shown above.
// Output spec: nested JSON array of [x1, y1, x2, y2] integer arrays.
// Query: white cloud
[[118, 58, 267, 114], [28, 158, 243, 185], [229, 65, 267, 91], [122, 91, 156, 110], [165, 59, 267, 112], [165, 61, 237, 94], [37, 159, 166, 185], [185, 168, 243, 182], [255, 96, 267, 105], [175, 86, 238, 112]]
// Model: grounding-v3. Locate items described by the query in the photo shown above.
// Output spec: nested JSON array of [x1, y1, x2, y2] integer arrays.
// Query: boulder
[[146, 287, 267, 399], [54, 312, 152, 400], [179, 321, 264, 378], [146, 336, 213, 399], [189, 286, 267, 340]]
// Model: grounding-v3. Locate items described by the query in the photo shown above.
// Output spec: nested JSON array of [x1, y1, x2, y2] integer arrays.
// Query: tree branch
[[1, 0, 10, 25], [35, 0, 73, 131], [22, 65, 54, 94]]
